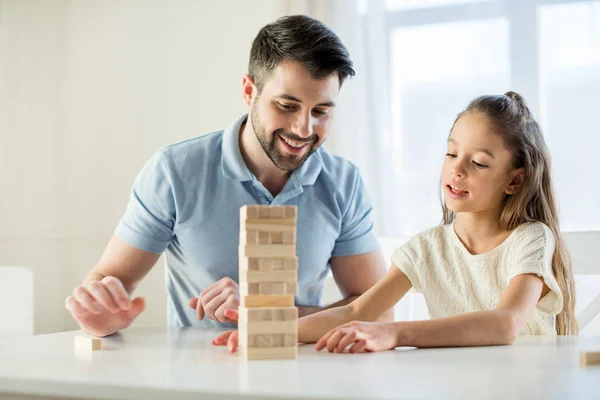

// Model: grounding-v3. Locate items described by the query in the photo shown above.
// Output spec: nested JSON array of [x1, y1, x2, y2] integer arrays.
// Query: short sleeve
[[507, 223, 563, 315], [115, 150, 176, 254], [391, 238, 423, 293], [331, 171, 379, 257]]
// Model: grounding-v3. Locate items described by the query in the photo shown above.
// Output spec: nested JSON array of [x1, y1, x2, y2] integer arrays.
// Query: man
[[65, 15, 388, 337]]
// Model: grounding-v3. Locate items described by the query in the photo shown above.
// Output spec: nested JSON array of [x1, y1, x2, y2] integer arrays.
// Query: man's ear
[[506, 168, 524, 195], [242, 74, 257, 107]]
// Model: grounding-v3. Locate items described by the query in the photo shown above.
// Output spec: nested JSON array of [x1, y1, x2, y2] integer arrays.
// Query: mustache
[[274, 129, 317, 144]]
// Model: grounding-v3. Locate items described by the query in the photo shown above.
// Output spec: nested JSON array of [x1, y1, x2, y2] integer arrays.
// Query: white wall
[[0, 0, 289, 333]]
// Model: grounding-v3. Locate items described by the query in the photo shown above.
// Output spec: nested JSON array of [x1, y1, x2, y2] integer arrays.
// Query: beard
[[250, 101, 319, 172]]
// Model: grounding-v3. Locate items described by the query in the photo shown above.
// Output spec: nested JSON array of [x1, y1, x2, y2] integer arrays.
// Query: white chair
[[563, 231, 600, 334], [0, 266, 34, 335]]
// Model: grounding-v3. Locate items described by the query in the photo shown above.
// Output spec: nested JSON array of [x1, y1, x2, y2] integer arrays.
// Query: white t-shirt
[[391, 221, 563, 335]]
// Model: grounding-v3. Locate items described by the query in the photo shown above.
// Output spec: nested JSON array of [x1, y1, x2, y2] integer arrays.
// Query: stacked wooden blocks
[[238, 205, 298, 360]]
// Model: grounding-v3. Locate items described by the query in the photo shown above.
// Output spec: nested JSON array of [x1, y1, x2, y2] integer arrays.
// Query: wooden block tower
[[238, 205, 298, 360]]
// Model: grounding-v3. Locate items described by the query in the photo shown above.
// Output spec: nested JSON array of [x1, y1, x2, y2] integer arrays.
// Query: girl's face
[[442, 113, 523, 215]]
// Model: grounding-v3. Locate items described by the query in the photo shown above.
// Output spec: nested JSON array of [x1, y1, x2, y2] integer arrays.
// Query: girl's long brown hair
[[442, 91, 578, 335]]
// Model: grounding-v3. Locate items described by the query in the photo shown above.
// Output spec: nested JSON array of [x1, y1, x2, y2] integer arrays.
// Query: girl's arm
[[394, 273, 549, 347], [299, 266, 412, 343], [317, 272, 548, 352]]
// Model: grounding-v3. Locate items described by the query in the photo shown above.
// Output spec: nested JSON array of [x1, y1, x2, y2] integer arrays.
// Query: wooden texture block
[[240, 294, 295, 308], [240, 270, 297, 283], [238, 307, 298, 322], [239, 282, 297, 296], [74, 335, 102, 351], [240, 257, 297, 272], [240, 244, 295, 258], [239, 319, 297, 335], [580, 351, 600, 367], [243, 219, 296, 233], [240, 231, 296, 245], [239, 333, 297, 348], [240, 205, 260, 220], [240, 205, 297, 221], [239, 345, 297, 360]]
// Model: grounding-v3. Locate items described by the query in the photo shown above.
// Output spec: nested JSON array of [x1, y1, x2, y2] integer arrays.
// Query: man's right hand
[[65, 276, 145, 337]]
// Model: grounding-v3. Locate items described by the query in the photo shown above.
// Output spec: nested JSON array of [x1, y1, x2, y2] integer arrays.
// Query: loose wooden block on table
[[580, 351, 600, 366], [74, 335, 102, 351]]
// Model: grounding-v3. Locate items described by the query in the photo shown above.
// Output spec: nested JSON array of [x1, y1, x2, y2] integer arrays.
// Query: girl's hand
[[315, 321, 399, 353], [211, 309, 239, 353]]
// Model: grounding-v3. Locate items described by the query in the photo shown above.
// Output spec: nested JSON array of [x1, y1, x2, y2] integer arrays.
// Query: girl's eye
[[473, 161, 488, 169], [445, 153, 457, 158], [312, 109, 327, 116]]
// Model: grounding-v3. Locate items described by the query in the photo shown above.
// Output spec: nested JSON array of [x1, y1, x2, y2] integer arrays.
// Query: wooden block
[[240, 231, 258, 245], [74, 335, 102, 351], [244, 220, 296, 233], [284, 207, 297, 219], [259, 282, 286, 295], [240, 294, 294, 308], [272, 334, 297, 347], [240, 270, 297, 284], [240, 244, 295, 258], [580, 351, 600, 367], [240, 231, 296, 245], [240, 333, 297, 348], [240, 345, 297, 360], [240, 257, 297, 272], [238, 307, 297, 322], [258, 206, 271, 219], [240, 205, 297, 220], [271, 206, 284, 218], [240, 205, 260, 220], [250, 334, 274, 347], [239, 282, 297, 296], [239, 319, 297, 335], [270, 232, 283, 244]]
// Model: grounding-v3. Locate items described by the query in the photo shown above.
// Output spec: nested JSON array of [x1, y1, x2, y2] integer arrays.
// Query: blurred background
[[1, 0, 599, 335]]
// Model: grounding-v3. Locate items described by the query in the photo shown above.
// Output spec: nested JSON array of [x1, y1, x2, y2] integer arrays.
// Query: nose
[[450, 160, 466, 179], [292, 112, 314, 139]]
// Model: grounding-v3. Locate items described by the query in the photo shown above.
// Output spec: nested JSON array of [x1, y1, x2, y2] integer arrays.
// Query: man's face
[[249, 60, 340, 171]]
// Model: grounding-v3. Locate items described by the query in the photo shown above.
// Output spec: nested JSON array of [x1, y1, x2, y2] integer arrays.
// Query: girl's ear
[[506, 168, 524, 195]]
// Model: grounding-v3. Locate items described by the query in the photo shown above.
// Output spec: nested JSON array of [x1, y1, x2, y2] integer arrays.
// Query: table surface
[[1, 327, 599, 400]]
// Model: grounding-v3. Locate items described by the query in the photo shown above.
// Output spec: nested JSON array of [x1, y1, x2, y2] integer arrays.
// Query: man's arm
[[297, 249, 392, 321], [84, 235, 161, 293]]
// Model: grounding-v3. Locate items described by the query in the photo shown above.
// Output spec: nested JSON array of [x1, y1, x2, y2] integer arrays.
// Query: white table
[[1, 327, 599, 400]]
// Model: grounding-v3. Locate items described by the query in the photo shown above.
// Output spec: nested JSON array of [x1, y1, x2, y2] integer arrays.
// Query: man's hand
[[211, 309, 240, 353], [65, 276, 145, 337], [188, 277, 239, 323]]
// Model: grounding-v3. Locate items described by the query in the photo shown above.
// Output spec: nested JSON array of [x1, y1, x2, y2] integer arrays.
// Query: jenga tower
[[238, 205, 298, 360]]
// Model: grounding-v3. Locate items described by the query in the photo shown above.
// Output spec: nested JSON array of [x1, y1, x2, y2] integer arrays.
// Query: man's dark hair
[[248, 15, 355, 92]]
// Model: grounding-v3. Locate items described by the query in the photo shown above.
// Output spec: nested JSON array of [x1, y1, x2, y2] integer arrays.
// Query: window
[[385, 0, 600, 236]]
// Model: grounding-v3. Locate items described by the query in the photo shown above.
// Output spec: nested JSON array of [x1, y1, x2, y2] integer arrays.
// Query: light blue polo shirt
[[115, 115, 379, 329]]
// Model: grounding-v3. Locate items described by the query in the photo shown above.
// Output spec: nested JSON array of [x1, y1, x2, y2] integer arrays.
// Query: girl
[[213, 91, 578, 353]]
